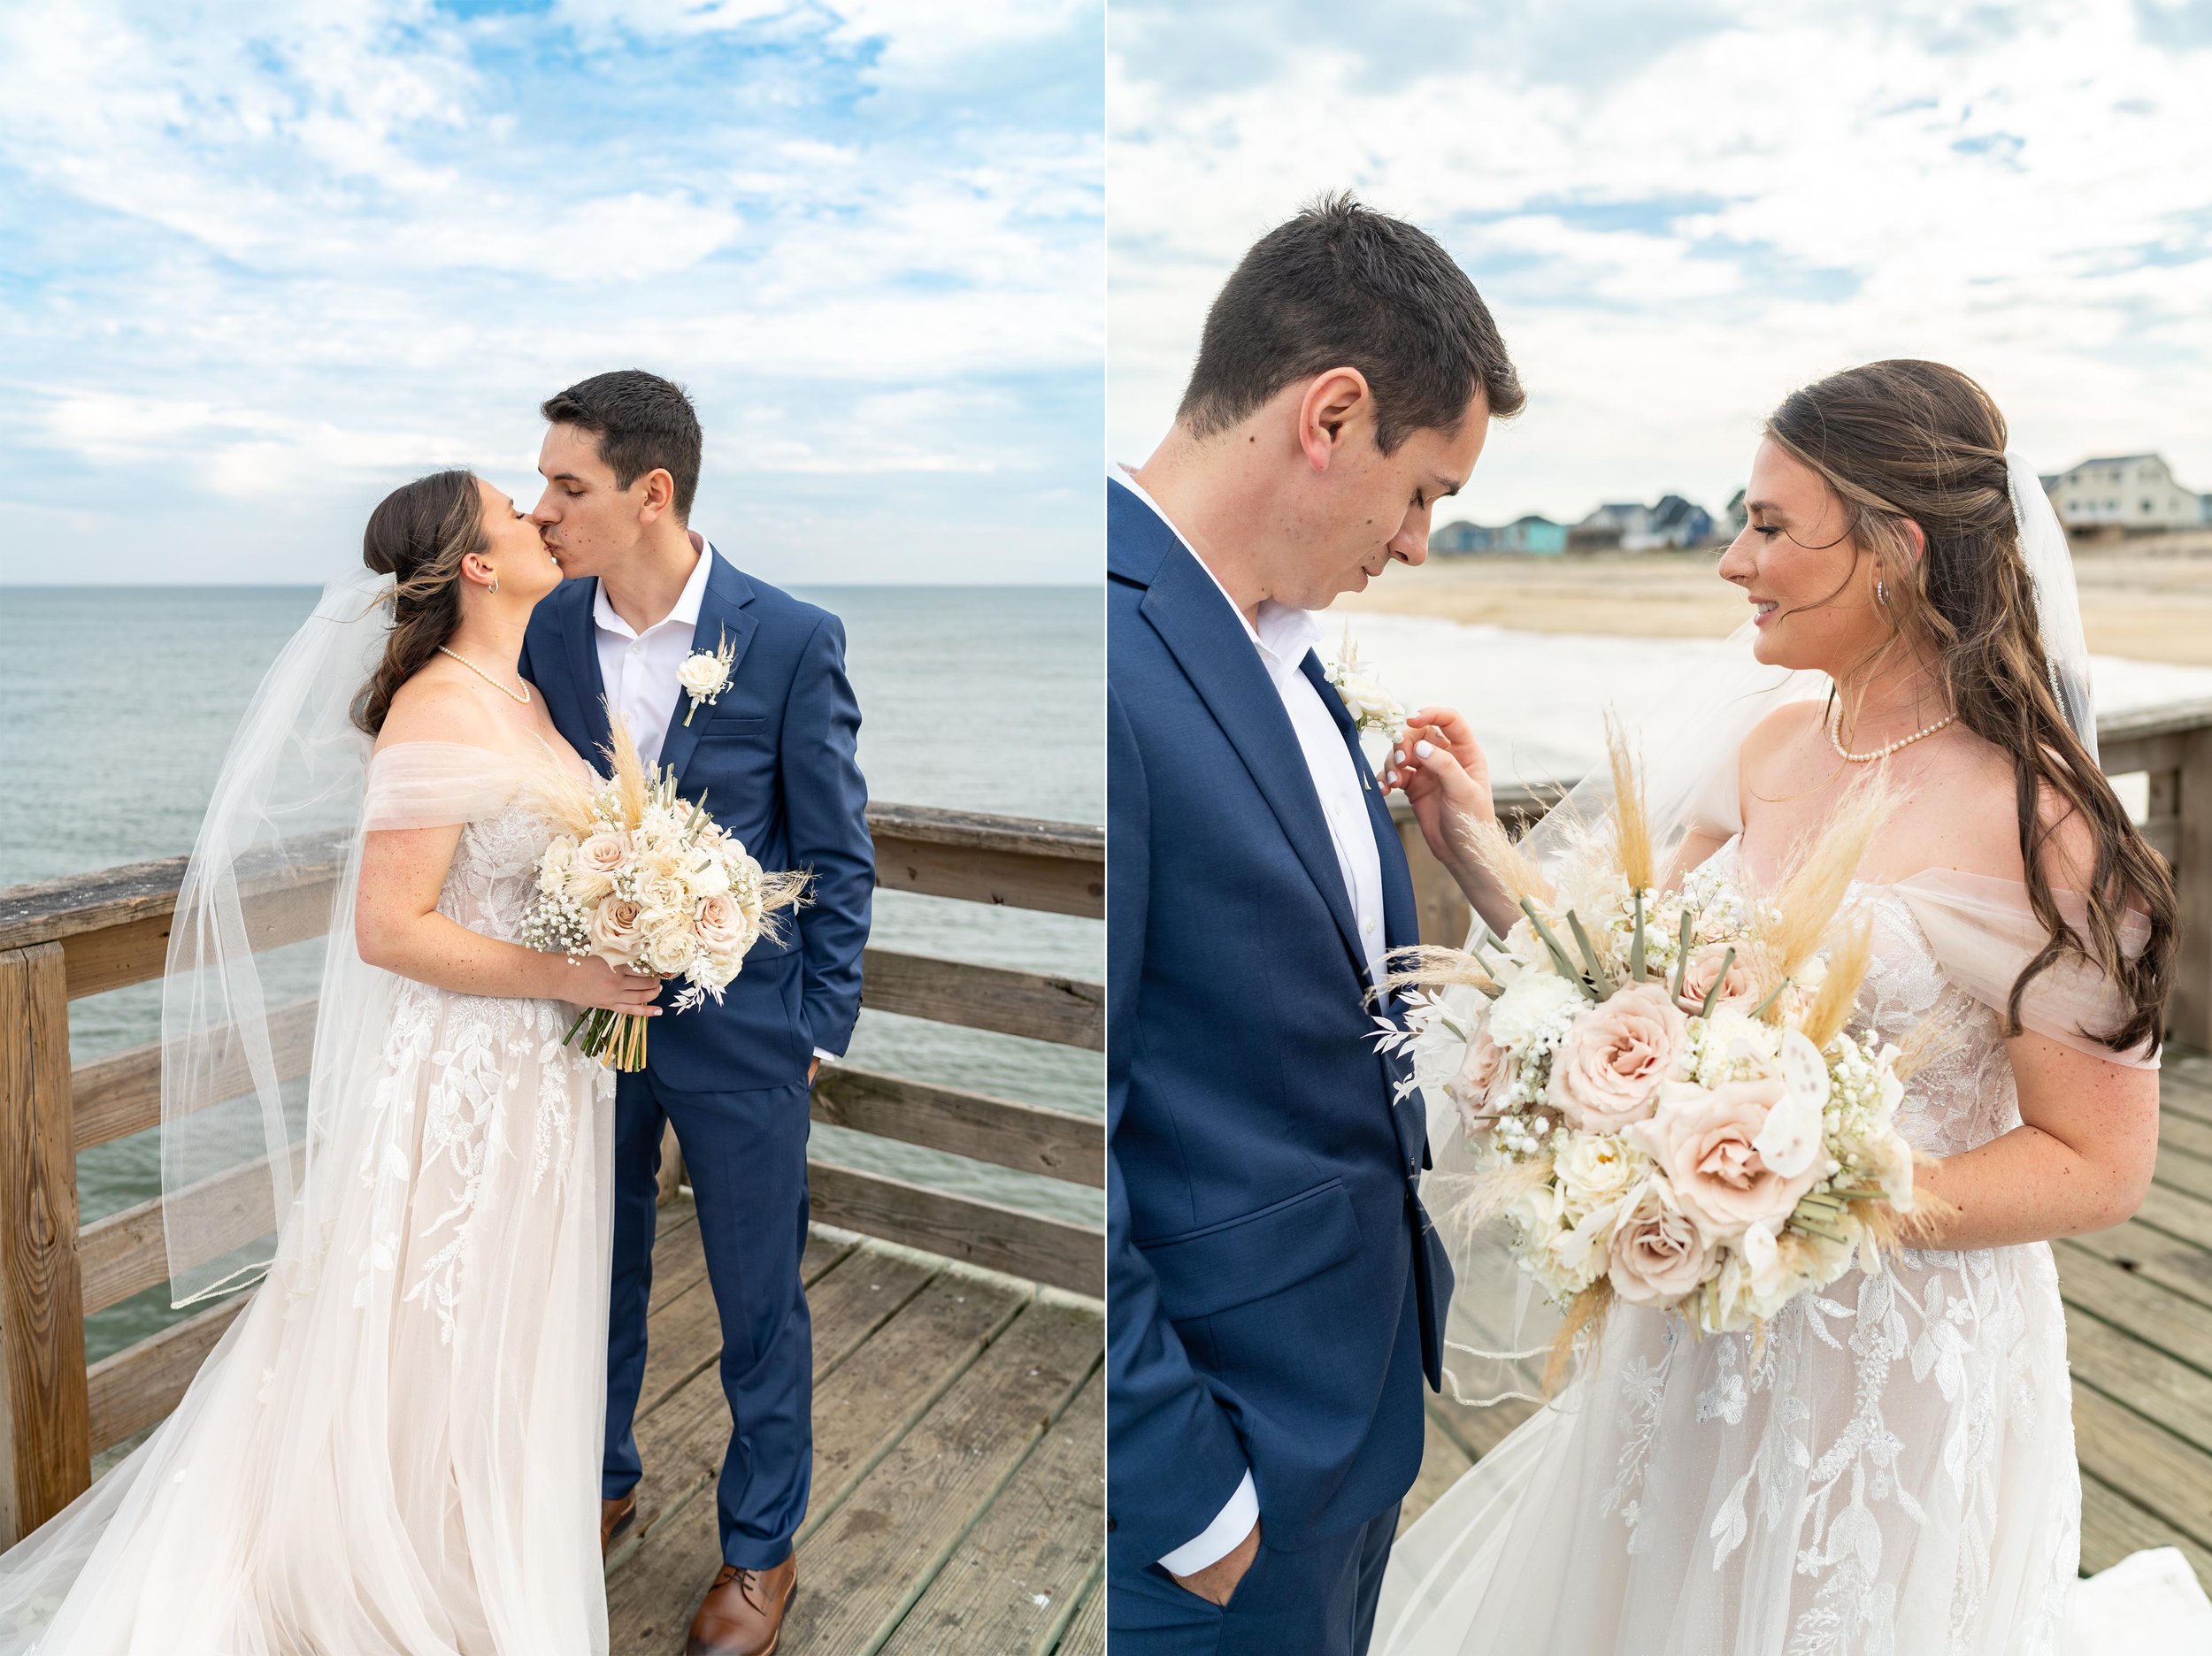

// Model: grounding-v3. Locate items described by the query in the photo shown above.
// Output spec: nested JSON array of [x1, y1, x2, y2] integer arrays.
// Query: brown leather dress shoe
[[600, 1491, 638, 1557], [687, 1557, 797, 1656]]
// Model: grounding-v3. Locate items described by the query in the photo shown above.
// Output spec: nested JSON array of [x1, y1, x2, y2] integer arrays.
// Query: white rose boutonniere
[[1323, 630, 1408, 741], [679, 628, 736, 725]]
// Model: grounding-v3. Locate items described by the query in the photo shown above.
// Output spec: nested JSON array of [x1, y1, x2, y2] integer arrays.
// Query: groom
[[519, 371, 873, 1656], [1107, 196, 1524, 1654]]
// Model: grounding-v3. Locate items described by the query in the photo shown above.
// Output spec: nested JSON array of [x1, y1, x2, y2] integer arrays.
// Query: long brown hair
[[350, 469, 488, 737], [1766, 360, 2175, 1054]]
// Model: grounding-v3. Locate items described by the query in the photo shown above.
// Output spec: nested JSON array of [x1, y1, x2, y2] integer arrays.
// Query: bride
[[1375, 361, 2212, 1652], [0, 469, 664, 1652]]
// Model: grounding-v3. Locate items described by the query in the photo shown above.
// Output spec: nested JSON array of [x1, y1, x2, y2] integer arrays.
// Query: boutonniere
[[678, 628, 735, 725], [1323, 629, 1409, 741]]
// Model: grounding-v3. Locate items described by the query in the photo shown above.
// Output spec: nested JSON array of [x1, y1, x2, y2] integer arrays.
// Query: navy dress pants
[[603, 1070, 814, 1569], [1109, 1501, 1402, 1656]]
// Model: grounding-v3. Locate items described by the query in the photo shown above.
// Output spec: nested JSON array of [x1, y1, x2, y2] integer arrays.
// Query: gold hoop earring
[[488, 573, 500, 596], [1876, 576, 1886, 605]]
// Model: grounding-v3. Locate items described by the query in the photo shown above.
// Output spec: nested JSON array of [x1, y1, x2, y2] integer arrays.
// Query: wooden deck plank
[[1399, 1404, 1477, 1535], [618, 1242, 942, 1557], [2154, 1143, 2212, 1203], [2064, 1313, 2212, 1456], [2067, 1216, 2212, 1312], [877, 1366, 1105, 1655], [2055, 1241, 2212, 1377], [2161, 1107, 2212, 1162], [2080, 1472, 2212, 1588], [1055, 1575, 1105, 1656], [777, 1300, 1101, 1655], [2070, 1381, 2212, 1554], [2134, 1180, 2212, 1253], [604, 1269, 1029, 1646]]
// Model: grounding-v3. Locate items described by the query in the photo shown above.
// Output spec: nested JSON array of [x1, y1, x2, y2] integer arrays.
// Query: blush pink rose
[[695, 892, 755, 955], [1676, 944, 1761, 1015], [1448, 1024, 1507, 1138], [567, 830, 630, 901], [1546, 983, 1686, 1132], [587, 895, 643, 962], [1607, 1179, 1717, 1307], [1630, 1078, 1818, 1243]]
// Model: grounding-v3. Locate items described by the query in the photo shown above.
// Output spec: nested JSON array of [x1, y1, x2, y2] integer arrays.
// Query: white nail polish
[[1393, 750, 1404, 764], [1417, 740, 1435, 757]]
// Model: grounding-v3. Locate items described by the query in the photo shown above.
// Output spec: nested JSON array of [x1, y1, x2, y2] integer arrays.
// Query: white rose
[[678, 652, 729, 699], [536, 837, 576, 896], [1554, 1133, 1647, 1218], [641, 922, 695, 977], [686, 854, 732, 898]]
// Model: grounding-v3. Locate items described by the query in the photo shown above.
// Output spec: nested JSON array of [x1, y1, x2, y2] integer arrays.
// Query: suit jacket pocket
[[695, 715, 769, 742], [1139, 1179, 1362, 1322]]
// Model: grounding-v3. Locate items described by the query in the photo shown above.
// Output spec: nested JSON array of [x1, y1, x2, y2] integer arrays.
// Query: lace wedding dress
[[1376, 840, 2212, 1656], [0, 749, 616, 1655]]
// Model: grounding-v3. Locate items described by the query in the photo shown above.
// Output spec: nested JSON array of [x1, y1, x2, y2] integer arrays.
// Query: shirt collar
[[592, 533, 714, 642], [1110, 464, 1322, 680]]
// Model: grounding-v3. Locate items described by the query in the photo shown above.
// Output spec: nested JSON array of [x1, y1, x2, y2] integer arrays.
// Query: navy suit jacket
[[1106, 479, 1451, 1575], [521, 546, 872, 1094]]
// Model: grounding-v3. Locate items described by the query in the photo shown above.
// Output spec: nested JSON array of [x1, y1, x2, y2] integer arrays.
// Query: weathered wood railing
[[1391, 698, 2212, 1046], [0, 802, 1102, 1545]]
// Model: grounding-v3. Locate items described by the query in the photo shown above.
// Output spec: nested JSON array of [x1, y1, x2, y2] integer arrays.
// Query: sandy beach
[[1337, 536, 2212, 666]]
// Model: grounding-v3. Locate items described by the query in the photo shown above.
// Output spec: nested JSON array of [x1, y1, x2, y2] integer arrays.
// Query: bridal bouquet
[[1380, 740, 1929, 1340], [523, 720, 807, 1070]]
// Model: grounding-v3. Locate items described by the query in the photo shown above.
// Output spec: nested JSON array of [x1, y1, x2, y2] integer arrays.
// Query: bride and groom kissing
[[0, 371, 872, 1655], [1107, 195, 2212, 1653]]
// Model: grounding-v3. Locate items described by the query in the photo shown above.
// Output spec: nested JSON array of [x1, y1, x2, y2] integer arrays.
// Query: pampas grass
[[1756, 773, 1891, 1019]]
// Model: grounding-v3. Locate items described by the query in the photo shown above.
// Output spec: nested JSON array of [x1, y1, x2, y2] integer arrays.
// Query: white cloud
[[1109, 0, 2212, 525], [0, 0, 1102, 584]]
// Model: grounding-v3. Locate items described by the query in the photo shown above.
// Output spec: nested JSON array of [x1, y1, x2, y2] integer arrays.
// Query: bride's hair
[[351, 468, 488, 737], [1767, 359, 2175, 1054]]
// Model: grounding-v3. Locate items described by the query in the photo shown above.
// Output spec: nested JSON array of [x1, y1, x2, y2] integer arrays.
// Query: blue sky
[[0, 0, 1102, 585], [1110, 0, 2212, 531]]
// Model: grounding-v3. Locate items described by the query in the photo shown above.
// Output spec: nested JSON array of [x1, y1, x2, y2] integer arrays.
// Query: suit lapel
[[1300, 653, 1422, 1010], [1141, 545, 1369, 982], [563, 581, 613, 763], [655, 544, 758, 783]]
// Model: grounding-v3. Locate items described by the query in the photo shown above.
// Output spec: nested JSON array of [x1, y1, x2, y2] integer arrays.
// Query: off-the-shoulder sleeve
[[1890, 868, 2157, 1070], [362, 741, 530, 832]]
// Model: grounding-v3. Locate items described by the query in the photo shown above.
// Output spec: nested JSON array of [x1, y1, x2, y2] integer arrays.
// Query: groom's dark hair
[[1178, 192, 1524, 452], [541, 370, 703, 520]]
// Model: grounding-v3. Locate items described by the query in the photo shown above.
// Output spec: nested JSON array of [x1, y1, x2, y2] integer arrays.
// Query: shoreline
[[1338, 541, 2212, 667]]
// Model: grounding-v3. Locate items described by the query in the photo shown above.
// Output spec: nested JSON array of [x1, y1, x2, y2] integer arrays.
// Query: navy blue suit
[[1106, 479, 1451, 1654], [520, 545, 872, 1569]]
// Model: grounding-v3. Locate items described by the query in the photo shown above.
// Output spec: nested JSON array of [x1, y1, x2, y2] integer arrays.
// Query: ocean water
[[0, 584, 1102, 1361]]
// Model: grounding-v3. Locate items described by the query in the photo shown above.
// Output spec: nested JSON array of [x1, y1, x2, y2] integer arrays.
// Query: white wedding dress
[[0, 748, 617, 1655], [1377, 840, 2212, 1656]]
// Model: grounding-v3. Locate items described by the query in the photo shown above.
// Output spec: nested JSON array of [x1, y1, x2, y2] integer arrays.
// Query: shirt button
[[1363, 917, 1378, 933]]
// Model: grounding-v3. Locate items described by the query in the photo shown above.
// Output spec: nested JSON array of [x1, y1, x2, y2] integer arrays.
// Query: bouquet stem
[[564, 1007, 651, 1072]]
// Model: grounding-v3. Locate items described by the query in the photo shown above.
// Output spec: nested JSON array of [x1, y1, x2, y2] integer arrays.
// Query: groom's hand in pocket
[[1171, 1519, 1261, 1606]]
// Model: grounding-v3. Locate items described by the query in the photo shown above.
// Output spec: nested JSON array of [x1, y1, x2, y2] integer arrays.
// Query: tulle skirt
[[1377, 1244, 2113, 1655], [0, 984, 615, 1655]]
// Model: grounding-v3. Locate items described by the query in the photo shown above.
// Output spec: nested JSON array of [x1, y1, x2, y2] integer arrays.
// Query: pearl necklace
[[437, 645, 532, 706], [1826, 700, 1951, 763]]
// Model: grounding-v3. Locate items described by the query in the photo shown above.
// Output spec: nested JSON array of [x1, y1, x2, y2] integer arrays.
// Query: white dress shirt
[[594, 533, 834, 1067], [593, 531, 715, 771], [1114, 467, 1388, 1575]]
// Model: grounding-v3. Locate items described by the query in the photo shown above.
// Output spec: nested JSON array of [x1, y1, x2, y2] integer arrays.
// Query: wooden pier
[[0, 800, 1104, 1652], [1393, 696, 2212, 1593]]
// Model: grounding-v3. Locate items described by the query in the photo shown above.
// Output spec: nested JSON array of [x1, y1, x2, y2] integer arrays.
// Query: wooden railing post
[[2174, 731, 2212, 1051], [0, 942, 91, 1544]]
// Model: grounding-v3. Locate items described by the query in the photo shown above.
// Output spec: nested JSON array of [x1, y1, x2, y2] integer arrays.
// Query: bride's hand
[[1385, 706, 1495, 874], [553, 955, 667, 1015]]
